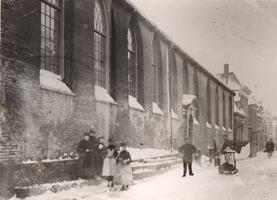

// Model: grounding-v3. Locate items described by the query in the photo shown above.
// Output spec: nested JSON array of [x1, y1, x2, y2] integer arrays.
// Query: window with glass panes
[[193, 69, 199, 120], [127, 26, 137, 98], [207, 79, 211, 124], [152, 41, 158, 103], [215, 86, 219, 126], [223, 90, 226, 128], [41, 0, 61, 75], [94, 0, 106, 88]]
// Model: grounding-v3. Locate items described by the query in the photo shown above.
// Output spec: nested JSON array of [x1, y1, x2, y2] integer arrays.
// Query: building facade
[[215, 64, 251, 152], [0, 0, 235, 194]]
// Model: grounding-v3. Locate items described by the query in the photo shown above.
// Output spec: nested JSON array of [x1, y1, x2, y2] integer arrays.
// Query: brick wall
[[0, 0, 236, 197]]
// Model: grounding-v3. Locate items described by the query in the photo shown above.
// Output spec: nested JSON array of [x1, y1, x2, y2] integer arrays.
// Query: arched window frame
[[127, 23, 138, 98], [152, 40, 158, 103], [41, 0, 64, 76], [207, 79, 211, 124], [193, 69, 199, 120], [223, 90, 226, 128], [229, 94, 233, 130], [94, 0, 107, 88], [215, 86, 219, 126], [169, 49, 178, 112], [183, 62, 189, 94], [152, 38, 162, 107]]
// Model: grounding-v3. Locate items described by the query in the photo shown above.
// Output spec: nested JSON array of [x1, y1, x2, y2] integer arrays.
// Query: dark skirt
[[78, 153, 95, 179], [93, 150, 102, 175]]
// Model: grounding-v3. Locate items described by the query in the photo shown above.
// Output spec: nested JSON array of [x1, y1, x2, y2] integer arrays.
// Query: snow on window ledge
[[194, 118, 199, 125], [215, 124, 220, 130], [152, 102, 164, 116], [222, 126, 226, 131], [40, 69, 74, 96], [95, 85, 117, 105], [206, 122, 212, 128], [128, 95, 145, 111], [228, 127, 233, 132], [171, 109, 179, 120]]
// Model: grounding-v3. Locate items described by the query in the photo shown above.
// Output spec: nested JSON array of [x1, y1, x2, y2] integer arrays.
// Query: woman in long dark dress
[[89, 126, 101, 180], [114, 142, 133, 191], [77, 133, 95, 179], [98, 137, 106, 174]]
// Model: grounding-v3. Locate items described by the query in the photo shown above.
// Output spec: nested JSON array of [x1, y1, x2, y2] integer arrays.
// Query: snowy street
[[10, 152, 277, 200]]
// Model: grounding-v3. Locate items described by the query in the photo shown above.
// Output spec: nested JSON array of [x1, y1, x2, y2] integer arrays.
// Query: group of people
[[77, 126, 133, 191]]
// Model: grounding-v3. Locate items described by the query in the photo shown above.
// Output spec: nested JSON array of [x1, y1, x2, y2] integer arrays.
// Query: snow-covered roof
[[234, 103, 246, 117], [215, 73, 241, 91], [182, 94, 197, 107], [215, 73, 251, 96]]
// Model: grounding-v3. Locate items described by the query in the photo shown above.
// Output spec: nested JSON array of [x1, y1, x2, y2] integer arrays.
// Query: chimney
[[223, 64, 229, 85], [224, 64, 229, 75]]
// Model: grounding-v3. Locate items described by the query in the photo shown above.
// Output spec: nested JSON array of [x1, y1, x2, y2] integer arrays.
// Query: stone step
[[15, 154, 182, 198]]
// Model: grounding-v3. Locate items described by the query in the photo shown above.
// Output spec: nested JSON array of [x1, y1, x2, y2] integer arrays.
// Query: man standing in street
[[265, 138, 275, 159], [221, 135, 233, 152], [178, 138, 197, 177]]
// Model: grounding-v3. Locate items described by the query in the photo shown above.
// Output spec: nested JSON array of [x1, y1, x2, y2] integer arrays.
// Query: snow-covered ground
[[9, 152, 277, 200], [128, 148, 178, 160]]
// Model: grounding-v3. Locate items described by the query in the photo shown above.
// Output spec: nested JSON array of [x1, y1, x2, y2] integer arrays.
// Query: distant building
[[215, 64, 252, 152], [248, 96, 264, 156]]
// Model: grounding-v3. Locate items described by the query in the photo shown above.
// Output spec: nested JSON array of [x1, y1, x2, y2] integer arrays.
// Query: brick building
[[0, 0, 234, 195], [215, 64, 251, 152], [248, 96, 264, 156]]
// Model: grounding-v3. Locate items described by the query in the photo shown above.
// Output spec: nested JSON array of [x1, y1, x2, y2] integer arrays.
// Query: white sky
[[127, 0, 277, 116]]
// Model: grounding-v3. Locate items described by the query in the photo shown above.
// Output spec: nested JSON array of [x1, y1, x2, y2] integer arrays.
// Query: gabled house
[[215, 64, 252, 153]]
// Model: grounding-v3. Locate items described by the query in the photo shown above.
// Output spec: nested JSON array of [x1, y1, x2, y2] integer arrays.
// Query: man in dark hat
[[178, 138, 197, 177], [89, 125, 101, 180], [221, 135, 233, 152]]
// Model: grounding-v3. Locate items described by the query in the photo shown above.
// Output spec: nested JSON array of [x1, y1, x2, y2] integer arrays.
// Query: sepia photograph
[[0, 0, 277, 199]]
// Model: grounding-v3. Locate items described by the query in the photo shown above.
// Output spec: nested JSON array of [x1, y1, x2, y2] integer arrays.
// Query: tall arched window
[[41, 0, 63, 75], [223, 90, 226, 128], [169, 49, 178, 112], [207, 79, 211, 124], [152, 40, 159, 104], [183, 62, 189, 94], [127, 25, 137, 98], [215, 86, 219, 126], [94, 0, 106, 88], [229, 95, 233, 130], [193, 69, 199, 120]]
